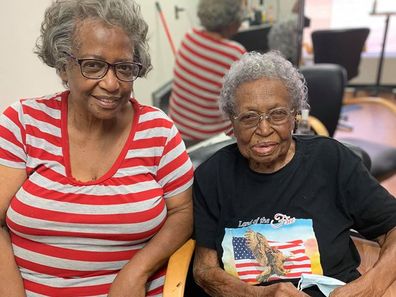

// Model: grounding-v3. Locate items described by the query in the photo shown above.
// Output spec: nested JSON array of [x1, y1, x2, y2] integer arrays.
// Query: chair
[[163, 239, 196, 297], [311, 28, 370, 82], [300, 63, 396, 181], [186, 133, 235, 169], [300, 64, 345, 137], [152, 80, 172, 114], [231, 24, 271, 53]]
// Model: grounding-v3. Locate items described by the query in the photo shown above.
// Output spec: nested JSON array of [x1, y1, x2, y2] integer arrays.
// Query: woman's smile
[[251, 141, 278, 155], [92, 95, 122, 109]]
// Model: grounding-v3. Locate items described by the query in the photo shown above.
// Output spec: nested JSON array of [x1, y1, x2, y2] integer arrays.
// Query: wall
[[1, 1, 394, 114], [0, 0, 199, 112]]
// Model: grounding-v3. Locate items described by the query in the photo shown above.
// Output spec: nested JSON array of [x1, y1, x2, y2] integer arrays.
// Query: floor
[[334, 90, 396, 296]]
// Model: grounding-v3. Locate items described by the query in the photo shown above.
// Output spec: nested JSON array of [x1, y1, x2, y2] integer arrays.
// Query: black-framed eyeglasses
[[233, 107, 295, 128], [64, 52, 142, 82]]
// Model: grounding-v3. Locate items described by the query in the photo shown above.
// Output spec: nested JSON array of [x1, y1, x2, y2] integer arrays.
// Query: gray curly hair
[[35, 0, 152, 83], [197, 0, 244, 32], [219, 51, 309, 117]]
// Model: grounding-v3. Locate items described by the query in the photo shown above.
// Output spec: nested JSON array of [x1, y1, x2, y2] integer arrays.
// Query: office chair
[[300, 63, 396, 181], [311, 28, 370, 82], [231, 24, 272, 53]]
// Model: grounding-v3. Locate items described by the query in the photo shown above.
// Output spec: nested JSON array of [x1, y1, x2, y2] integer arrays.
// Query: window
[[304, 0, 396, 55]]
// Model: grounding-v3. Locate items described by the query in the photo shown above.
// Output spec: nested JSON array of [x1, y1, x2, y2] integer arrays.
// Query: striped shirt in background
[[0, 91, 194, 297], [169, 28, 246, 141]]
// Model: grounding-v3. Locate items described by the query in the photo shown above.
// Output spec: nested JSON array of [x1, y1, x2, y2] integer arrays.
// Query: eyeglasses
[[233, 107, 295, 128], [64, 52, 142, 82]]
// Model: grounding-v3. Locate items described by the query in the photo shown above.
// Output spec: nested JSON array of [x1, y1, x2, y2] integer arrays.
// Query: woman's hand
[[330, 228, 396, 297], [328, 282, 373, 297], [260, 282, 310, 297], [194, 246, 310, 297], [107, 264, 148, 297]]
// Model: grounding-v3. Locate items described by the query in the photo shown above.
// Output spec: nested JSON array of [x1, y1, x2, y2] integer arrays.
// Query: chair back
[[152, 80, 172, 113], [300, 63, 347, 137], [311, 28, 369, 81], [187, 135, 235, 169]]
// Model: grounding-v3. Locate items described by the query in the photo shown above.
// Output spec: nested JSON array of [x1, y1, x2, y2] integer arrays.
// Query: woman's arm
[[193, 246, 309, 297], [330, 227, 396, 297], [108, 186, 193, 297], [0, 165, 27, 297]]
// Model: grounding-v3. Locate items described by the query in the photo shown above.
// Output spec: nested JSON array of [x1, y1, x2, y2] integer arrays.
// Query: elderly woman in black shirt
[[193, 51, 396, 297]]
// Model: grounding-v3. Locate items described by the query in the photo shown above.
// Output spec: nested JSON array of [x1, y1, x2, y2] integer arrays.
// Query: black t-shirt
[[193, 135, 396, 291]]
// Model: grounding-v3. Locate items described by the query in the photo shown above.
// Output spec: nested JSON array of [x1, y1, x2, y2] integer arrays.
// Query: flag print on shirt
[[222, 217, 321, 286], [232, 235, 312, 284]]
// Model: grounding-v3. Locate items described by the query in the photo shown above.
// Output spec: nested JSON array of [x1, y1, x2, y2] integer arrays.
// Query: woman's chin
[[248, 156, 277, 172]]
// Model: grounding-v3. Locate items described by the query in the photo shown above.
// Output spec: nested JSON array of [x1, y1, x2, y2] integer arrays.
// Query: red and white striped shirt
[[0, 91, 194, 297], [168, 28, 246, 140]]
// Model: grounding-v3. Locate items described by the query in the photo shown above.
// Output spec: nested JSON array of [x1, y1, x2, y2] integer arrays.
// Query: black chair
[[231, 24, 272, 53], [311, 28, 369, 82], [151, 80, 172, 114], [300, 64, 345, 137], [187, 135, 235, 169], [300, 63, 396, 181]]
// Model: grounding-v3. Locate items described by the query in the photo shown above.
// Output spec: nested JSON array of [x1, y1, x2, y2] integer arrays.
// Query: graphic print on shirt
[[221, 213, 323, 284]]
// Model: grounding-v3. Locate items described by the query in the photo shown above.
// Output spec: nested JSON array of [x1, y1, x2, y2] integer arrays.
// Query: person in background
[[193, 51, 396, 296], [0, 0, 193, 296], [168, 0, 246, 147], [267, 18, 299, 64], [267, 0, 310, 65]]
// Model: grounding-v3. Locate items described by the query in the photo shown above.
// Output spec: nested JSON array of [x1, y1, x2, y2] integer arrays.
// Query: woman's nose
[[255, 116, 273, 135], [99, 68, 120, 92]]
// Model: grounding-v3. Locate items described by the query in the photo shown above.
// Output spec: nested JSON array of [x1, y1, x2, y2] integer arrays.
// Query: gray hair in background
[[197, 0, 244, 32], [35, 0, 152, 82], [219, 51, 309, 117]]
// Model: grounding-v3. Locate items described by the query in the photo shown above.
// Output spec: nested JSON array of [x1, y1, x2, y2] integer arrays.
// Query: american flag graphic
[[232, 236, 312, 284]]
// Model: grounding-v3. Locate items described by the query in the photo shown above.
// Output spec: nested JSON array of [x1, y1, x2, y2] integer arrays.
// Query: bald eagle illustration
[[244, 229, 290, 282]]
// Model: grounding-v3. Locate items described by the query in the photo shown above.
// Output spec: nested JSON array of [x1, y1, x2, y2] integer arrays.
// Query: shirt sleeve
[[0, 101, 27, 168], [156, 123, 193, 199], [339, 144, 396, 240], [193, 160, 221, 249]]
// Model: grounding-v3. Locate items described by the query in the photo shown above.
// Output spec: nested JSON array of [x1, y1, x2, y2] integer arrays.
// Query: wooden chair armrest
[[350, 235, 380, 274], [308, 115, 330, 137], [344, 97, 396, 114], [351, 234, 396, 295], [163, 239, 196, 297]]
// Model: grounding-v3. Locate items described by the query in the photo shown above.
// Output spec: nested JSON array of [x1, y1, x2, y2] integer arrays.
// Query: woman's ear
[[59, 63, 69, 81], [292, 114, 298, 134], [58, 65, 69, 89]]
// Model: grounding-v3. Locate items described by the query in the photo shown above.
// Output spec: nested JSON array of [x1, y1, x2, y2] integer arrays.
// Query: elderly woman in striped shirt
[[168, 0, 247, 146], [0, 0, 193, 296]]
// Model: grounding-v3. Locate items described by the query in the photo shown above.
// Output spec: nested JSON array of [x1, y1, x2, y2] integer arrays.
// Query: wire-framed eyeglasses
[[233, 107, 295, 128], [64, 52, 142, 82]]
